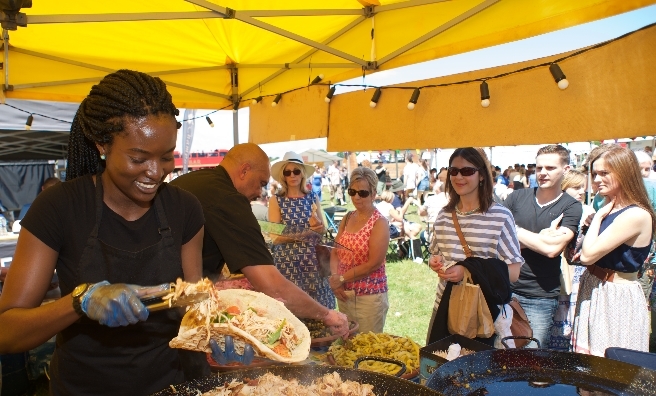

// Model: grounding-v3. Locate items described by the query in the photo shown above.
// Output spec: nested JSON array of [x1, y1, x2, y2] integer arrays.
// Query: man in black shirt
[[171, 143, 349, 337], [503, 145, 582, 348]]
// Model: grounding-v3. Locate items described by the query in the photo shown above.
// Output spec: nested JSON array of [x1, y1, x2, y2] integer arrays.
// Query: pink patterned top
[[336, 209, 388, 296]]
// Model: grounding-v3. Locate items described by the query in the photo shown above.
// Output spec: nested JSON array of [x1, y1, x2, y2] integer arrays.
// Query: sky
[[176, 4, 656, 162]]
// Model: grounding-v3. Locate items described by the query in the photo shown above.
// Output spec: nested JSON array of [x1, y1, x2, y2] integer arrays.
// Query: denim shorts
[[417, 177, 429, 191]]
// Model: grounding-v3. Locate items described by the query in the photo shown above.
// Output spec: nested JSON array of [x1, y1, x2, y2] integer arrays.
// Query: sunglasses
[[348, 188, 371, 198], [282, 169, 302, 177], [448, 167, 480, 177]]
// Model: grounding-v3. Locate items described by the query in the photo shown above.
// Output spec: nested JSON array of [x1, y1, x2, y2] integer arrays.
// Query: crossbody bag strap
[[451, 211, 473, 258]]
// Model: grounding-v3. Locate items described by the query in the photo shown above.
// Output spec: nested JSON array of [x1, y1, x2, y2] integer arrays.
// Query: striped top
[[432, 202, 524, 308]]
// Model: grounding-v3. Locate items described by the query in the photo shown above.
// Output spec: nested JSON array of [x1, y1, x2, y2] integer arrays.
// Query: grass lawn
[[383, 258, 438, 346]]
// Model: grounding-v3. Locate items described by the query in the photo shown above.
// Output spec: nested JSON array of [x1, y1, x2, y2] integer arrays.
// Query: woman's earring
[[100, 154, 106, 160], [479, 181, 483, 187]]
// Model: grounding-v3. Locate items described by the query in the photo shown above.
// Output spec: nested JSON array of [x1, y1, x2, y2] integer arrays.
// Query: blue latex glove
[[209, 337, 255, 365], [80, 281, 149, 327]]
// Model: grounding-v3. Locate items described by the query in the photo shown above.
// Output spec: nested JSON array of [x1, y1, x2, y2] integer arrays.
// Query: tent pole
[[231, 66, 239, 145], [2, 29, 9, 91], [232, 111, 239, 146]]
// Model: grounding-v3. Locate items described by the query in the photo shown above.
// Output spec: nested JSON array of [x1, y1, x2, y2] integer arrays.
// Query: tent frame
[[2, 0, 497, 99]]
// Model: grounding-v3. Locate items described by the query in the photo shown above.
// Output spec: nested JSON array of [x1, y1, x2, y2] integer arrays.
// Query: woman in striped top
[[427, 148, 524, 344]]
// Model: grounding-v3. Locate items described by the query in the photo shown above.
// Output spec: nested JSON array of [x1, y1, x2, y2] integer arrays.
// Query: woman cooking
[[330, 167, 390, 333], [0, 70, 205, 395]]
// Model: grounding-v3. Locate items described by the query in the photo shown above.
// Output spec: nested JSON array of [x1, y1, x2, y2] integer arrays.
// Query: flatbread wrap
[[169, 289, 310, 363]]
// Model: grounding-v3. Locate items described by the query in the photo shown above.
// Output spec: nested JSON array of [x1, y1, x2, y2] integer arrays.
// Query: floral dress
[[273, 193, 335, 309]]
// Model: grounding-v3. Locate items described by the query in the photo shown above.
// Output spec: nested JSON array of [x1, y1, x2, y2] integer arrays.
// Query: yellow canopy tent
[[1, 0, 654, 144]]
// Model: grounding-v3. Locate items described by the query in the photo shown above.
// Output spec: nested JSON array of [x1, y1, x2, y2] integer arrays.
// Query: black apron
[[49, 174, 186, 395]]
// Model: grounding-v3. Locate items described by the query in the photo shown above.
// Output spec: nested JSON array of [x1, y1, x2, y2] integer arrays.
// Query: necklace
[[455, 205, 480, 216]]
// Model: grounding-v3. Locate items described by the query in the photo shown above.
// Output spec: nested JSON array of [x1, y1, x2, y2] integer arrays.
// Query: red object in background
[[173, 149, 228, 169]]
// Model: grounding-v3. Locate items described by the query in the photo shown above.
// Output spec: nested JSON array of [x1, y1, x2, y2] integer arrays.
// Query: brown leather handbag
[[508, 297, 533, 348]]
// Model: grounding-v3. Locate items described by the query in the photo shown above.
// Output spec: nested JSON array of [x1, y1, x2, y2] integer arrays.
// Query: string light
[[407, 88, 420, 110], [25, 114, 33, 130], [8, 21, 656, 126], [370, 88, 381, 108], [549, 63, 569, 90], [480, 81, 490, 108], [206, 116, 214, 127], [325, 86, 336, 103]]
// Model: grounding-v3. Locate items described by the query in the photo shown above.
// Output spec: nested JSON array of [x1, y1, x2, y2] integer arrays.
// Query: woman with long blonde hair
[[548, 170, 596, 351], [573, 145, 656, 356]]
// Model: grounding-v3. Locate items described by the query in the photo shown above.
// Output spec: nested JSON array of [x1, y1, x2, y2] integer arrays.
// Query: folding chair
[[323, 206, 347, 236]]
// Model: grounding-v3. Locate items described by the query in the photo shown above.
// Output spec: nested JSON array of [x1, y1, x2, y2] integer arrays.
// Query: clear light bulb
[[481, 99, 490, 108], [557, 79, 569, 90], [407, 102, 415, 110], [370, 101, 377, 108], [271, 102, 277, 107], [325, 97, 331, 103], [251, 99, 258, 105]]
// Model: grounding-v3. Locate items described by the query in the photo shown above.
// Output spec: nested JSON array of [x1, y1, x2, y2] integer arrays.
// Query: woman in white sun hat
[[269, 152, 335, 309]]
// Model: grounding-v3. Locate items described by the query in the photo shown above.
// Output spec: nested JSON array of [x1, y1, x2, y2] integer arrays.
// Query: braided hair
[[66, 69, 181, 181]]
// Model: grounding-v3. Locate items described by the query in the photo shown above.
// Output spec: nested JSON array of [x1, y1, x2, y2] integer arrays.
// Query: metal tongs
[[138, 283, 209, 312]]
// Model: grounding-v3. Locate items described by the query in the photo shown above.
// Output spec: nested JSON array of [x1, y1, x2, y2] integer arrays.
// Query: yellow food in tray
[[328, 332, 420, 376]]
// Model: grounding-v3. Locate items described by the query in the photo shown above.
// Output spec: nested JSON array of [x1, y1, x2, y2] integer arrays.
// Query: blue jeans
[[512, 293, 558, 349]]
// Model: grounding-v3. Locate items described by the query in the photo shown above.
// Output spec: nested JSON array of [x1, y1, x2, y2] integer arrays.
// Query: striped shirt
[[432, 202, 524, 307]]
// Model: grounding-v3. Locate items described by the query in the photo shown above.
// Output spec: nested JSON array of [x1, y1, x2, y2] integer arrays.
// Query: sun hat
[[388, 179, 405, 193], [271, 151, 315, 182]]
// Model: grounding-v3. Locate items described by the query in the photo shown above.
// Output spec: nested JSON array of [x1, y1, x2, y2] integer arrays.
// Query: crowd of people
[[1, 68, 655, 395], [425, 144, 656, 355]]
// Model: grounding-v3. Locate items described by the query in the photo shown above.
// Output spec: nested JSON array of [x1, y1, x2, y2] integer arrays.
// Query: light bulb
[[407, 88, 420, 110], [325, 86, 336, 103], [272, 94, 282, 107], [479, 81, 490, 108], [206, 116, 214, 128], [251, 96, 262, 105], [369, 88, 381, 108], [557, 79, 569, 90]]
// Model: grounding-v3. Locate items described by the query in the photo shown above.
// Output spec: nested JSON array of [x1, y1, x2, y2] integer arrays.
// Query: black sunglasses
[[448, 167, 480, 177], [348, 188, 371, 198], [282, 169, 302, 177]]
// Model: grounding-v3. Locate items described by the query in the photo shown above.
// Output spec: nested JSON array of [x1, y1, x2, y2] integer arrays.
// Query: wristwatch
[[71, 283, 91, 316], [333, 274, 345, 284]]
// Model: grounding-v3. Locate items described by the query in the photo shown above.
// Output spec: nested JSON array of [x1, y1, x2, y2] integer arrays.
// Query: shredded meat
[[201, 372, 376, 396]]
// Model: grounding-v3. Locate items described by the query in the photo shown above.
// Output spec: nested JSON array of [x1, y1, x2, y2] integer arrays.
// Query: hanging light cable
[[251, 96, 262, 105], [549, 63, 569, 90], [325, 86, 336, 103], [272, 94, 282, 107], [206, 116, 215, 128], [369, 88, 382, 108], [407, 89, 420, 110], [25, 114, 33, 130], [480, 81, 490, 108]]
